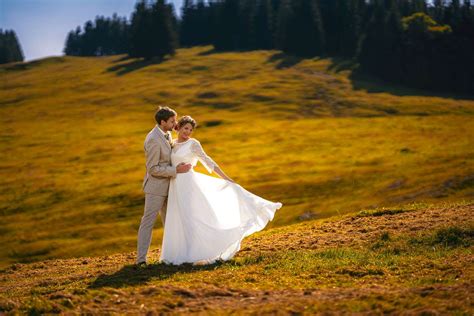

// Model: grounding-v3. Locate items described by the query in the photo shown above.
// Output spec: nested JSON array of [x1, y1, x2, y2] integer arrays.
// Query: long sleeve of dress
[[190, 139, 218, 173]]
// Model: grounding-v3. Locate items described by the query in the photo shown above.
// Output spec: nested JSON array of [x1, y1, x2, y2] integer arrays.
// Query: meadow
[[0, 45, 473, 268]]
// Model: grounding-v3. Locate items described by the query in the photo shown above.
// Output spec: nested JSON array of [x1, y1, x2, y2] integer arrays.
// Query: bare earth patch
[[246, 203, 473, 253], [1, 202, 473, 314]]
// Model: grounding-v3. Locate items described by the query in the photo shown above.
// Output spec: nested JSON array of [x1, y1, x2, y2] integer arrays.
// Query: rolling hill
[[0, 45, 473, 269]]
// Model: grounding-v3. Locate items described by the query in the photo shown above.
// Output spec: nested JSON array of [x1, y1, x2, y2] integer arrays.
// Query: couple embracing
[[136, 106, 282, 266]]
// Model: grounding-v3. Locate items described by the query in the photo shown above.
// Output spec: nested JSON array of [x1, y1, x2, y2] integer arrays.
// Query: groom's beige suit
[[137, 125, 176, 264]]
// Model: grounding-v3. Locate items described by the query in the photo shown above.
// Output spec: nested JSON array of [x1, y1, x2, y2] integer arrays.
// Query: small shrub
[[371, 241, 384, 250], [357, 208, 410, 217], [228, 255, 266, 266], [380, 231, 391, 241], [432, 226, 473, 248], [336, 268, 384, 277], [25, 296, 58, 315], [381, 246, 402, 256]]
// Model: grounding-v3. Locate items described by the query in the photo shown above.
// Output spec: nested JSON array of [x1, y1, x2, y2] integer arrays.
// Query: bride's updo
[[176, 115, 197, 130]]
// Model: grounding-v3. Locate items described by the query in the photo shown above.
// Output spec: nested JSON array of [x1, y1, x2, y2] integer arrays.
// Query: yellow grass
[[0, 46, 473, 268]]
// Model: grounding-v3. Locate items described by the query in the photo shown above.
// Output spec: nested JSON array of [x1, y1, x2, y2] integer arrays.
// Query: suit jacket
[[142, 125, 177, 196]]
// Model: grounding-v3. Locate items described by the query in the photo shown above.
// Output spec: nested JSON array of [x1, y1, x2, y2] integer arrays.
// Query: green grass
[[357, 208, 412, 217], [409, 226, 474, 248], [0, 46, 473, 267]]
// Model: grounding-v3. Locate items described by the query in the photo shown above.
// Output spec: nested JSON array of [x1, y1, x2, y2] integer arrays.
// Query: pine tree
[[358, 0, 404, 81], [64, 30, 78, 56], [149, 0, 178, 59], [180, 0, 196, 46], [64, 15, 129, 57], [213, 0, 240, 50], [433, 0, 446, 23], [198, 0, 215, 45], [411, 0, 427, 14], [129, 0, 152, 58], [255, 0, 274, 49], [446, 0, 462, 30], [339, 0, 362, 57], [306, 0, 326, 56], [0, 29, 24, 64], [383, 1, 403, 82], [358, 1, 388, 75], [275, 0, 293, 52], [319, 0, 339, 55], [128, 0, 178, 59], [459, 0, 474, 38], [82, 21, 95, 56], [398, 0, 411, 16], [239, 0, 257, 50], [280, 0, 325, 57], [110, 14, 130, 54]]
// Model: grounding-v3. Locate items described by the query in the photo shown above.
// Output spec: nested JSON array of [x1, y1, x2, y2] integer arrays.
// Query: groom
[[136, 106, 191, 265]]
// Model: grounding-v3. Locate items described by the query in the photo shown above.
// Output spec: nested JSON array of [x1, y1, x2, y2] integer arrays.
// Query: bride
[[159, 115, 282, 265]]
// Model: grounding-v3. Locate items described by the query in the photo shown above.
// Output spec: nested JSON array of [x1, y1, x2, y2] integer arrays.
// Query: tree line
[[0, 29, 24, 64], [60, 0, 474, 94], [182, 0, 474, 94], [64, 14, 130, 56]]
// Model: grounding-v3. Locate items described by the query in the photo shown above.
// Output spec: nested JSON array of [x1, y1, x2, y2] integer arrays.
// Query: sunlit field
[[0, 45, 473, 268]]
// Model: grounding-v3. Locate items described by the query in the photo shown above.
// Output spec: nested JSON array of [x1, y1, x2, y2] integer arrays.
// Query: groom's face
[[161, 116, 177, 132]]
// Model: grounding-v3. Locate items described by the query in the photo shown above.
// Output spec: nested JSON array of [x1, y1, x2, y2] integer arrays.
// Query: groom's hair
[[155, 106, 177, 125]]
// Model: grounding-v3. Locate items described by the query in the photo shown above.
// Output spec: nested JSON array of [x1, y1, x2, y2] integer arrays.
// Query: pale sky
[[0, 0, 184, 61]]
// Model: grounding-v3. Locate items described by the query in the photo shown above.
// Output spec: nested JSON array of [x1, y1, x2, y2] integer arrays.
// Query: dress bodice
[[171, 138, 218, 173]]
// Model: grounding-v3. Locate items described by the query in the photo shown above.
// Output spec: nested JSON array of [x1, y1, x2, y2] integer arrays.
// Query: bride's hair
[[176, 115, 197, 130]]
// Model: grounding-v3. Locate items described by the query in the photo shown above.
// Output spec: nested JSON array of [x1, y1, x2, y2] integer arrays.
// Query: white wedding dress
[[159, 138, 282, 265]]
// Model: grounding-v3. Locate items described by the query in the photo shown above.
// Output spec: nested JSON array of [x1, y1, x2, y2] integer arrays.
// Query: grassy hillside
[[0, 46, 473, 268], [0, 201, 472, 314]]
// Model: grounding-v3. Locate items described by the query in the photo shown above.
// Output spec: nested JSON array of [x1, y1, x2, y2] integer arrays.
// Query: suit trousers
[[136, 193, 167, 264]]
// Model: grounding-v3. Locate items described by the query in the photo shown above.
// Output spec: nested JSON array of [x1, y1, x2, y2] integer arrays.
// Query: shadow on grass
[[328, 58, 474, 100], [0, 57, 66, 72], [327, 57, 358, 73], [266, 52, 304, 69], [89, 261, 224, 288], [197, 46, 261, 57], [196, 46, 221, 56], [111, 55, 132, 64], [106, 56, 167, 76], [263, 52, 473, 100]]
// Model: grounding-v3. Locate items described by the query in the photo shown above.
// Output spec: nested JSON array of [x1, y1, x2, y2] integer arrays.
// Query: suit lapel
[[153, 126, 171, 150]]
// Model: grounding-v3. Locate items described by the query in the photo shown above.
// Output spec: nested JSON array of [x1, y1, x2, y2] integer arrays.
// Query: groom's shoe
[[193, 259, 212, 266], [135, 261, 147, 269]]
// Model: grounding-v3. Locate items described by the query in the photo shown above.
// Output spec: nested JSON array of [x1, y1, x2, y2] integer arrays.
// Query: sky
[[0, 0, 184, 61]]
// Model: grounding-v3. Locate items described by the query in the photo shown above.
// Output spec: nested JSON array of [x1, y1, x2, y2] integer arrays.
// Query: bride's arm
[[213, 166, 234, 182], [190, 139, 235, 182]]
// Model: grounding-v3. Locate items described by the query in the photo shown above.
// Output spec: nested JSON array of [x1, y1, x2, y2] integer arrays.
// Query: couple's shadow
[[89, 261, 224, 289]]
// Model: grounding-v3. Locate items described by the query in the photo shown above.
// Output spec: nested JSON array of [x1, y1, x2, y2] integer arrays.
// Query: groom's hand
[[176, 163, 192, 173]]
